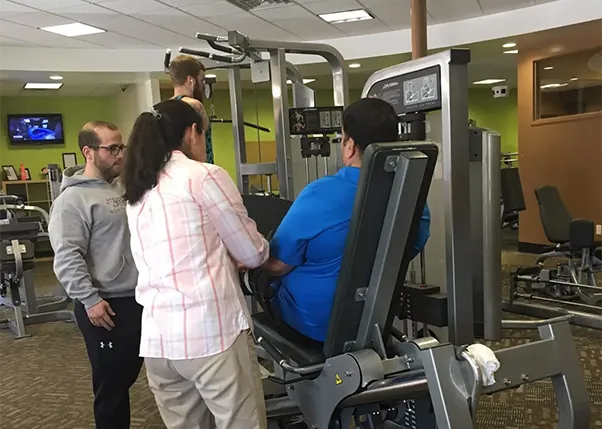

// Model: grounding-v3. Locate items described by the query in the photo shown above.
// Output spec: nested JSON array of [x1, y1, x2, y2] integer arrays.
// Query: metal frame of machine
[[361, 49, 476, 346], [174, 30, 349, 200], [249, 49, 591, 428], [0, 195, 75, 338]]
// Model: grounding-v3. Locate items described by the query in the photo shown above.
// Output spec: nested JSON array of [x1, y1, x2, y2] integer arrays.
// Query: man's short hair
[[169, 54, 206, 86], [342, 98, 399, 152], [78, 121, 118, 152]]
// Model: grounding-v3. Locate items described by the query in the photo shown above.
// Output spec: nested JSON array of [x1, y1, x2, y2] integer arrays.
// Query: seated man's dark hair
[[342, 98, 399, 151], [122, 99, 204, 205]]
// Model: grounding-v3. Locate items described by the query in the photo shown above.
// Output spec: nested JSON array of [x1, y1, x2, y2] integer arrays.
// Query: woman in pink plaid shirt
[[121, 99, 270, 429]]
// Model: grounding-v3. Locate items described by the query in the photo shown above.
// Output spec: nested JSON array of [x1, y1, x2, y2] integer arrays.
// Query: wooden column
[[411, 0, 427, 59]]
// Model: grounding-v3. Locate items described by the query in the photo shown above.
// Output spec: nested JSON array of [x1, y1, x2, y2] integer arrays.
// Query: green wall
[[0, 88, 518, 184], [468, 88, 518, 153], [204, 89, 362, 177], [204, 87, 517, 177], [0, 97, 116, 179]]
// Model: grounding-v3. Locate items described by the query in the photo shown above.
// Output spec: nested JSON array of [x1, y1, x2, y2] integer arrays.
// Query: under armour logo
[[100, 342, 113, 349]]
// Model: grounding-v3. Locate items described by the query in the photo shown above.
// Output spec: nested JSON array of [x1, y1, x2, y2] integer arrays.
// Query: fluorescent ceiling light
[[287, 78, 316, 84], [349, 63, 361, 69], [570, 77, 578, 81], [502, 42, 516, 48], [205, 74, 217, 79], [473, 79, 506, 85], [40, 22, 105, 37], [24, 83, 63, 90], [49, 75, 63, 80], [540, 83, 568, 89], [503, 50, 519, 54], [319, 9, 373, 24], [543, 66, 554, 70]]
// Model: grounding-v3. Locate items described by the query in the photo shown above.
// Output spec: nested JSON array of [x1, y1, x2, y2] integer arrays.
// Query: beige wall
[[518, 20, 602, 245]]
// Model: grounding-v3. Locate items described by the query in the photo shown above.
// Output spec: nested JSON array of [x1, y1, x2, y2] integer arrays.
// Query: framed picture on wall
[[24, 168, 31, 180], [2, 165, 18, 181], [62, 152, 77, 170]]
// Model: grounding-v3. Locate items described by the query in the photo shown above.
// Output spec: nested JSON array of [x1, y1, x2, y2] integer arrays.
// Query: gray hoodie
[[48, 166, 138, 309]]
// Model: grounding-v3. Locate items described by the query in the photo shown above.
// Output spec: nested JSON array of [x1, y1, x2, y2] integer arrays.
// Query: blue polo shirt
[[270, 166, 431, 342]]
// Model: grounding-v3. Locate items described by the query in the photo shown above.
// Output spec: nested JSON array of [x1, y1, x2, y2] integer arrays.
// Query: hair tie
[[150, 109, 162, 120]]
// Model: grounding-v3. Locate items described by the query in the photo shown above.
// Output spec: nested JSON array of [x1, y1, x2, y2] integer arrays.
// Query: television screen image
[[7, 114, 64, 144]]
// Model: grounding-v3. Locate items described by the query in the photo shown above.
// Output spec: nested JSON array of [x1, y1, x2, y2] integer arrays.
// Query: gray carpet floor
[[0, 247, 600, 428]]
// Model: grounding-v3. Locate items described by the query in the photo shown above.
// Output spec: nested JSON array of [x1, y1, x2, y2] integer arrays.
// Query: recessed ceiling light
[[286, 78, 316, 85], [49, 75, 63, 80], [503, 50, 519, 54], [318, 9, 373, 24], [205, 74, 217, 79], [570, 77, 578, 81], [24, 83, 63, 90], [473, 79, 506, 85], [349, 63, 361, 69], [40, 22, 105, 37], [502, 42, 517, 48], [544, 66, 554, 70]]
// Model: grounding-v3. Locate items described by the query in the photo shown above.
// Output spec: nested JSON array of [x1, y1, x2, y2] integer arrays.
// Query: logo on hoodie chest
[[106, 196, 126, 214]]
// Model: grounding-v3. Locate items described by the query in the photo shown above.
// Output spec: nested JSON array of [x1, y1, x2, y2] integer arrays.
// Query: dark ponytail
[[122, 99, 204, 204]]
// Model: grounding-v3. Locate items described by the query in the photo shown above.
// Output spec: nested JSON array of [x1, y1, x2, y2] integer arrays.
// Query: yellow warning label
[[335, 373, 343, 385]]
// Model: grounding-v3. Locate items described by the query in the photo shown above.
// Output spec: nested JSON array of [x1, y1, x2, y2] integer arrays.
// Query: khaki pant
[[145, 330, 267, 429]]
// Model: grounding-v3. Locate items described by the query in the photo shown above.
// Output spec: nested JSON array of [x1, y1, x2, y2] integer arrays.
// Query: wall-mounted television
[[7, 114, 64, 145]]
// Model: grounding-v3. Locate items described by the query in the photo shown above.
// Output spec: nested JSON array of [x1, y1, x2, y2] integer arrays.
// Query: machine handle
[[179, 47, 234, 64], [195, 33, 228, 43], [164, 49, 171, 72], [256, 336, 324, 376]]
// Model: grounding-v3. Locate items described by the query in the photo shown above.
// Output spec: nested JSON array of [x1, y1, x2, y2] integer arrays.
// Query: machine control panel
[[289, 106, 343, 135], [366, 65, 442, 115]]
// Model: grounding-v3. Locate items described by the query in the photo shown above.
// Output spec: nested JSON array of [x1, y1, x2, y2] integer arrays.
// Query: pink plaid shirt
[[127, 151, 269, 360]]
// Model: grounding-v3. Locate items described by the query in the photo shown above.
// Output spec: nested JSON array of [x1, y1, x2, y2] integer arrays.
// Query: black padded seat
[[0, 221, 39, 241], [242, 195, 292, 238], [0, 239, 36, 273], [252, 312, 325, 366]]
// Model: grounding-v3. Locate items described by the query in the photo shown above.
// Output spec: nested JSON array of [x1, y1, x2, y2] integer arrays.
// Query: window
[[535, 47, 602, 120]]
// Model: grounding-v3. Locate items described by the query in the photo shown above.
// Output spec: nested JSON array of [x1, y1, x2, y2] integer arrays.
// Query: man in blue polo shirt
[[263, 98, 431, 342]]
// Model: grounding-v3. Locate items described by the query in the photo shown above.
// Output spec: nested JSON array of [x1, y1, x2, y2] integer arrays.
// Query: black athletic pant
[[74, 297, 144, 429]]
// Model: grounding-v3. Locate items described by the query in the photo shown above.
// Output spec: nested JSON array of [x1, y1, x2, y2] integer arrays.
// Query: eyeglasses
[[93, 144, 125, 156]]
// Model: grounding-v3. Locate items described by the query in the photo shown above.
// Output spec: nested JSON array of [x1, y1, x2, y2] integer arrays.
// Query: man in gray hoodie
[[48, 121, 142, 429]]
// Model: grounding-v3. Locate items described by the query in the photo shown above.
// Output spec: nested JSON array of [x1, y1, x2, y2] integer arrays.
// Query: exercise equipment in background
[[504, 185, 602, 330], [0, 195, 75, 339]]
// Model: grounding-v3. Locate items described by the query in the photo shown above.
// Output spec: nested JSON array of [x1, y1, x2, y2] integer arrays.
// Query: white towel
[[466, 343, 500, 387]]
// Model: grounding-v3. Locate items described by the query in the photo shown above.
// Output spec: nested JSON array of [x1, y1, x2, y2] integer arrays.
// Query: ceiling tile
[[302, 0, 363, 15], [0, 34, 40, 46], [9, 0, 89, 9], [0, 19, 103, 47], [208, 13, 298, 40], [0, 0, 38, 16], [50, 3, 119, 24], [80, 14, 198, 46], [478, 0, 534, 14], [358, 0, 412, 30], [97, 0, 168, 15], [1, 11, 73, 28], [335, 18, 389, 36], [252, 4, 314, 20], [139, 0, 213, 5], [179, 1, 247, 17], [427, 0, 482, 23], [271, 16, 346, 39], [133, 9, 226, 37], [78, 31, 159, 48]]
